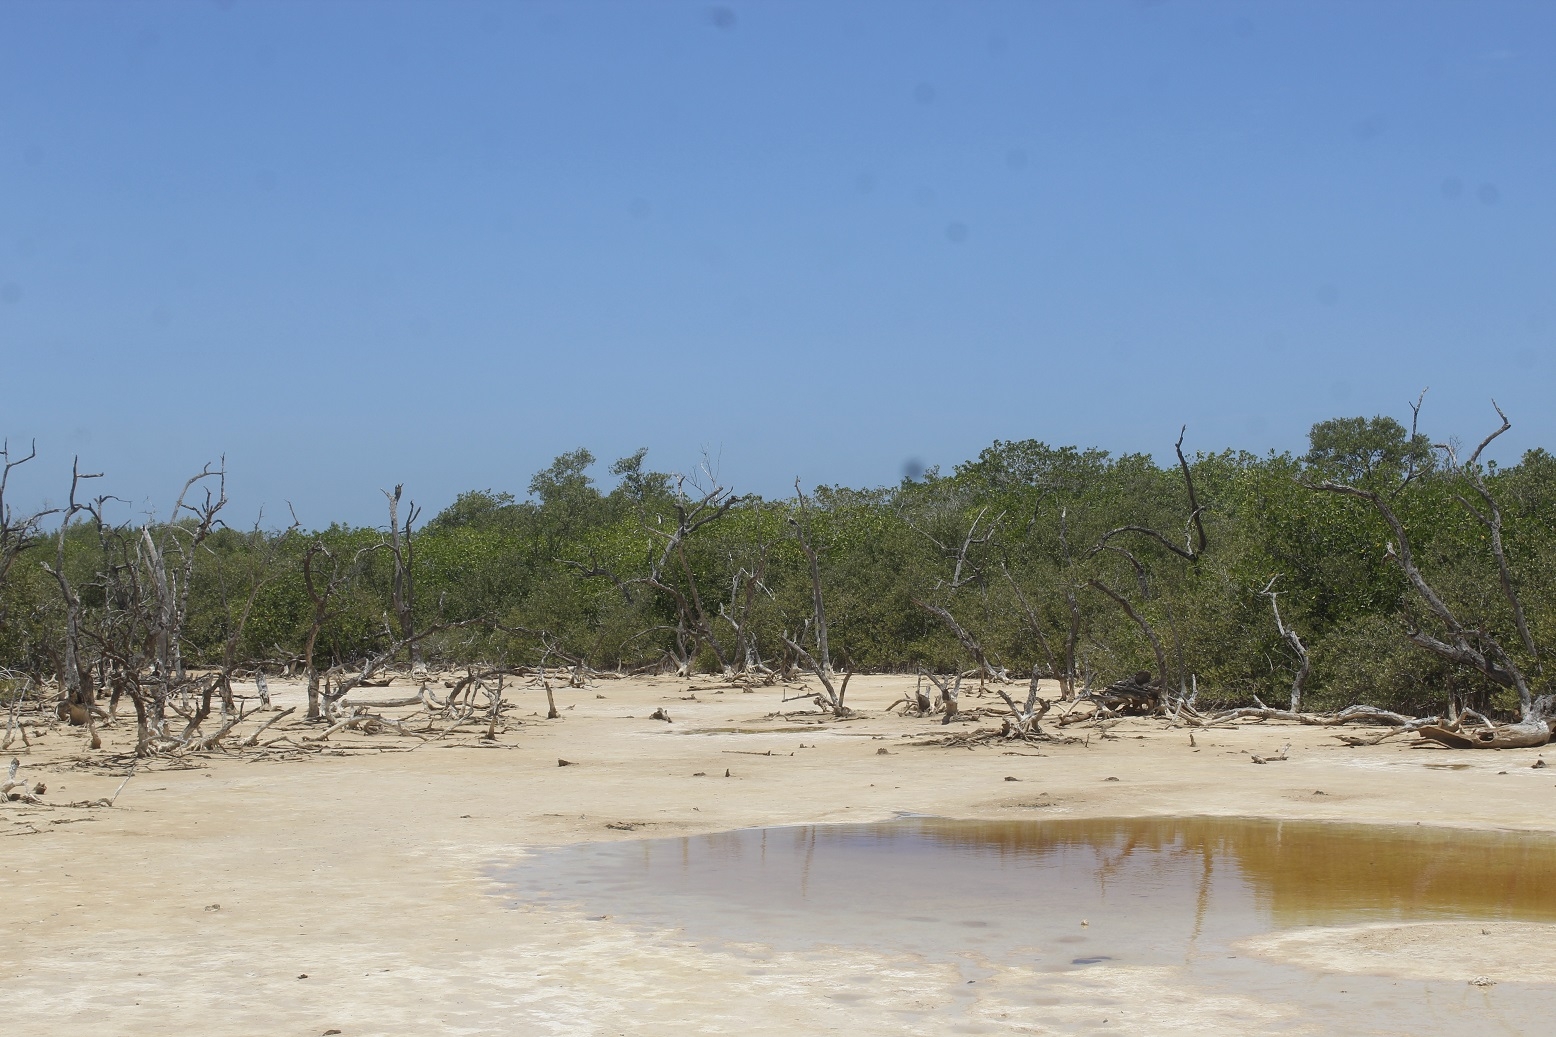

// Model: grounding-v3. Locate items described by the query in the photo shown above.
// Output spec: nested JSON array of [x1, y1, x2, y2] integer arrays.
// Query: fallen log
[[1189, 704, 1428, 729], [1417, 721, 1550, 750]]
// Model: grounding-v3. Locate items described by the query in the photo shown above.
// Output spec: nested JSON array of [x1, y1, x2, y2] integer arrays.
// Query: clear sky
[[2, 1, 1552, 526]]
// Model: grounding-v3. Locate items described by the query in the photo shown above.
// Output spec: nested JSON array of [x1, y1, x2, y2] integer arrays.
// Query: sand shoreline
[[6, 673, 1554, 1035]]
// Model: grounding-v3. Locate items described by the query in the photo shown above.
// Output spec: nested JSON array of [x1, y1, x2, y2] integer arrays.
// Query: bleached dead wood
[[384, 485, 424, 674], [788, 482, 832, 678], [1188, 703, 1429, 729], [1260, 576, 1310, 712], [997, 670, 1052, 738], [1417, 720, 1550, 750], [241, 706, 298, 747], [923, 671, 963, 723]]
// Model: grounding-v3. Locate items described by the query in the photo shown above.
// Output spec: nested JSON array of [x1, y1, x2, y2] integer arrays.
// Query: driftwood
[[1417, 721, 1551, 750], [887, 671, 938, 716], [240, 706, 298, 747], [1250, 743, 1291, 764], [1094, 672, 1160, 714], [923, 672, 963, 723], [1189, 703, 1427, 729], [2, 758, 43, 803], [996, 670, 1053, 739]]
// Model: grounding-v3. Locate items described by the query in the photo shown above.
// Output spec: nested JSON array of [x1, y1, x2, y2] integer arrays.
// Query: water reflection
[[493, 817, 1556, 967], [891, 817, 1556, 926]]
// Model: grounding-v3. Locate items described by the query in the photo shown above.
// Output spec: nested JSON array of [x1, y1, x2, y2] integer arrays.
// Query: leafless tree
[[909, 501, 1011, 685], [0, 440, 56, 600], [1260, 575, 1310, 712], [716, 518, 776, 677], [906, 504, 1002, 591], [912, 598, 1007, 685], [136, 462, 227, 725], [1081, 428, 1208, 703], [300, 537, 382, 720], [997, 669, 1053, 738], [1312, 403, 1545, 743], [1092, 427, 1207, 562], [787, 482, 833, 678], [997, 559, 1066, 696], [584, 468, 741, 677], [922, 670, 963, 723], [780, 484, 852, 715], [175, 520, 293, 751], [1436, 403, 1538, 672], [385, 485, 423, 674], [38, 459, 105, 746], [1086, 575, 1170, 698]]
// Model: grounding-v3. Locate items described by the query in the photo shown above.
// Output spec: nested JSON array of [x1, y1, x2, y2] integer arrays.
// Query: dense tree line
[[3, 408, 1554, 724]]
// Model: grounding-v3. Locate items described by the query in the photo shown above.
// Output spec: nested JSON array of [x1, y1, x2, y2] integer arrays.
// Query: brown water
[[493, 817, 1556, 1034]]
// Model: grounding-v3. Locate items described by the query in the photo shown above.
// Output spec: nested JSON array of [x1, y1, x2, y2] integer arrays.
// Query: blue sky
[[2, 1, 1552, 526]]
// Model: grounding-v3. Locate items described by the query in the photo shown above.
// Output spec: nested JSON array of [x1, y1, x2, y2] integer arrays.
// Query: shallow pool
[[492, 817, 1556, 1034]]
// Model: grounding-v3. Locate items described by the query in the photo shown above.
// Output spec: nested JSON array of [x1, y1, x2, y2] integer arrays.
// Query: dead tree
[[133, 462, 227, 733], [715, 509, 776, 676], [1086, 574, 1170, 700], [913, 598, 1008, 685], [905, 504, 1002, 592], [0, 440, 56, 600], [1082, 428, 1207, 701], [718, 556, 773, 675], [164, 463, 227, 687], [384, 485, 423, 673], [320, 618, 486, 720], [1260, 575, 1310, 712], [788, 481, 831, 677], [1437, 403, 1539, 672], [1092, 427, 1207, 563], [39, 459, 105, 747], [177, 519, 295, 749], [997, 558, 1065, 697], [644, 474, 740, 676], [1058, 508, 1083, 696], [886, 669, 941, 716], [301, 538, 381, 721], [86, 461, 229, 750], [923, 671, 963, 722], [1313, 404, 1545, 745], [779, 619, 852, 715], [536, 663, 561, 719], [571, 471, 739, 677], [908, 503, 1010, 684], [780, 488, 850, 715], [82, 518, 156, 752], [997, 669, 1053, 738]]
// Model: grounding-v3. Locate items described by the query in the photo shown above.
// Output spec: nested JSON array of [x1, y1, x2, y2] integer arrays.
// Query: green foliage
[[1303, 414, 1434, 488], [2, 427, 1554, 719]]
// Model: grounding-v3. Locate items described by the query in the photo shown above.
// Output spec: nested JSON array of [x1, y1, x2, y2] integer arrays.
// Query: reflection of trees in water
[[628, 819, 1556, 933], [897, 818, 1556, 925]]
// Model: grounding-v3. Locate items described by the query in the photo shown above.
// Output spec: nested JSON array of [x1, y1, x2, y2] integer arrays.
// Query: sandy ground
[[5, 673, 1556, 1035]]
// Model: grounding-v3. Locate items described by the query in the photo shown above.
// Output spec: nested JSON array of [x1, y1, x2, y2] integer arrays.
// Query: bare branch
[[1086, 577, 1170, 697], [1313, 469, 1533, 719], [1260, 575, 1310, 712]]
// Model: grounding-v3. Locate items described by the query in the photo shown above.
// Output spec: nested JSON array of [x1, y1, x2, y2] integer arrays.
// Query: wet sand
[[5, 674, 1554, 1035]]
